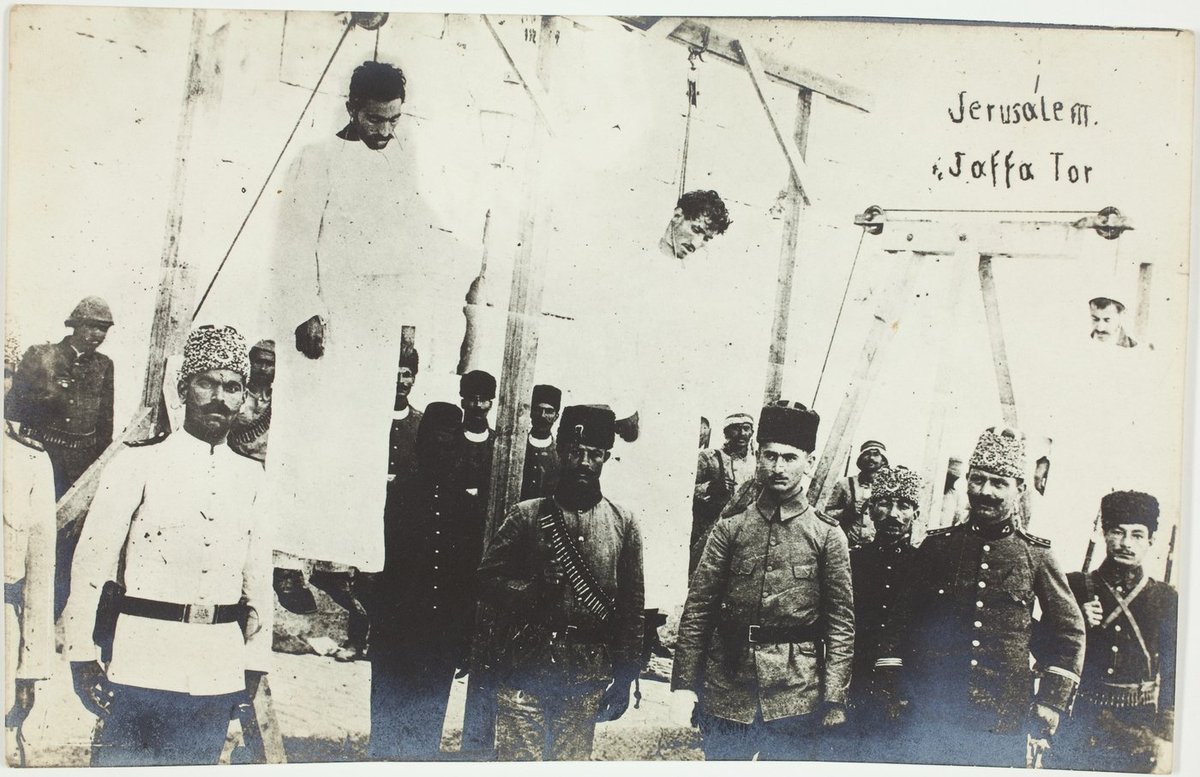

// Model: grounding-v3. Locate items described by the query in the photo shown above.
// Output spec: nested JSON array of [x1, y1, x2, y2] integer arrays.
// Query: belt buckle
[[186, 604, 216, 625], [747, 624, 760, 644]]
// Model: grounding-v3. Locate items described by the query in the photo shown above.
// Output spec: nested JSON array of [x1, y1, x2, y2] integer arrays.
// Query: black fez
[[531, 384, 562, 410], [399, 347, 420, 375], [416, 402, 462, 449], [1101, 490, 1160, 534], [757, 400, 820, 453], [460, 370, 496, 399], [558, 405, 615, 450]]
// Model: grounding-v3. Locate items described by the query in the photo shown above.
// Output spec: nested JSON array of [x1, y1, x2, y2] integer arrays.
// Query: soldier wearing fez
[[61, 325, 269, 766], [1055, 490, 1176, 773], [902, 426, 1085, 767], [367, 403, 486, 760], [838, 465, 924, 760], [477, 405, 645, 760], [457, 369, 496, 498], [520, 384, 561, 500], [387, 346, 422, 482], [672, 401, 854, 761]]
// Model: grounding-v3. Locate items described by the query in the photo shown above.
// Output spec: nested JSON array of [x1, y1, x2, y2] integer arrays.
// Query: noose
[[677, 41, 706, 199]]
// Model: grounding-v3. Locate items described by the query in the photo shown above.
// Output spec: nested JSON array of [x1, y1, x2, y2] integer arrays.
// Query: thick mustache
[[201, 402, 234, 415]]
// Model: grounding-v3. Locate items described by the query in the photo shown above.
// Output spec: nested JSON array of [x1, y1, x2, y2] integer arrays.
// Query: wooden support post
[[762, 89, 812, 405], [809, 254, 921, 509], [243, 673, 287, 763], [484, 15, 558, 543], [977, 255, 1019, 429], [140, 10, 225, 433], [918, 253, 973, 531], [1134, 261, 1153, 341], [56, 407, 154, 529], [733, 39, 811, 206]]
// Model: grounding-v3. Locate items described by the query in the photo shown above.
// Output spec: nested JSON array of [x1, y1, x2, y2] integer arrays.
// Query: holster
[[93, 580, 126, 663]]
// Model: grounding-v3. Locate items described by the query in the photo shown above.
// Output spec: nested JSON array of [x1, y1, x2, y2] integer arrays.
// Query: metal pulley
[[1073, 206, 1132, 240], [348, 12, 389, 31], [853, 205, 886, 235]]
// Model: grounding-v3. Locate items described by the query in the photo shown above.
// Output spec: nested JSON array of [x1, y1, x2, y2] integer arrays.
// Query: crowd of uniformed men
[[2, 58, 1176, 770]]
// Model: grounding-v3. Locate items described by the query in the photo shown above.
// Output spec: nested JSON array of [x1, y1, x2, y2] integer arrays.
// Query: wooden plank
[[808, 253, 920, 509], [917, 251, 973, 530], [56, 406, 155, 531], [762, 88, 812, 404], [733, 40, 811, 207], [1134, 261, 1153, 340], [140, 11, 225, 432], [664, 18, 873, 112], [245, 673, 287, 763], [978, 255, 1019, 429], [482, 14, 558, 137]]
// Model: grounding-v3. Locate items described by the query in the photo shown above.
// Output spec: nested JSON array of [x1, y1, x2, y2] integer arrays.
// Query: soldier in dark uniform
[[902, 426, 1086, 767], [6, 297, 116, 619], [672, 401, 853, 761], [387, 346, 422, 482], [5, 296, 115, 498], [368, 402, 486, 760], [520, 384, 560, 500], [1055, 490, 1176, 773], [477, 405, 644, 760], [838, 465, 924, 762], [229, 339, 275, 463], [456, 369, 496, 499]]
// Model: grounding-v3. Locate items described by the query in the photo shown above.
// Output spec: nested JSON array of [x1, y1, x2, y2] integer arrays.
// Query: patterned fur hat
[[968, 426, 1026, 480], [181, 325, 250, 381], [870, 466, 924, 507]]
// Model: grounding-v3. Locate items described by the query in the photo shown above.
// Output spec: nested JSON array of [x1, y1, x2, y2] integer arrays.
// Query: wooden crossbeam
[[658, 19, 873, 112], [734, 40, 812, 207], [482, 15, 558, 137]]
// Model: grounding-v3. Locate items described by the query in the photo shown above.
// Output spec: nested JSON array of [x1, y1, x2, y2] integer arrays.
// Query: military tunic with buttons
[[5, 338, 114, 496], [386, 405, 422, 480], [520, 433, 559, 501], [1055, 560, 1177, 772], [672, 490, 855, 725], [848, 539, 917, 710], [903, 522, 1086, 739]]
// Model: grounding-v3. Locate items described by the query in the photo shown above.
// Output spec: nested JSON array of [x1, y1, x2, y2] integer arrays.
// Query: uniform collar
[[179, 428, 230, 456], [394, 405, 411, 420], [527, 432, 554, 449], [463, 427, 491, 444], [1098, 558, 1144, 590], [869, 536, 914, 553], [967, 517, 1015, 540], [754, 488, 810, 524]]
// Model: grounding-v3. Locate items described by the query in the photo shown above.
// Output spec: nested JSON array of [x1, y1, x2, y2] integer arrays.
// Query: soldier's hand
[[1030, 703, 1061, 738], [71, 661, 114, 718], [295, 315, 326, 359], [596, 679, 633, 722], [241, 606, 262, 641], [1083, 595, 1104, 627], [821, 704, 848, 728], [670, 690, 700, 729]]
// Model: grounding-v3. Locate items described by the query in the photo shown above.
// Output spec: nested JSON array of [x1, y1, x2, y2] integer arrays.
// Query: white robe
[[264, 130, 464, 572]]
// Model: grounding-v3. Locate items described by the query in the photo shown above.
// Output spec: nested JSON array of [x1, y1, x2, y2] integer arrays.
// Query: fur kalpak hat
[[1100, 490, 1160, 534], [181, 325, 249, 381], [757, 400, 820, 453], [559, 405, 616, 450], [968, 426, 1026, 480], [870, 466, 923, 506]]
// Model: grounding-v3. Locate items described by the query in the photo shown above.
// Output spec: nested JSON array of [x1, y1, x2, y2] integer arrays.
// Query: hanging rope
[[677, 42, 705, 199], [811, 226, 868, 407], [192, 18, 353, 320]]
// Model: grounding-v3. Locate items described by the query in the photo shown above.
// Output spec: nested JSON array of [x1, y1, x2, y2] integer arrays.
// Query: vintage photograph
[[2, 5, 1195, 773]]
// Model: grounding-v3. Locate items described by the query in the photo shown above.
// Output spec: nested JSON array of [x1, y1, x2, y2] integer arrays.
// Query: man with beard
[[61, 325, 269, 766], [368, 403, 485, 760], [520, 384, 561, 501], [265, 59, 468, 578], [387, 347, 422, 482], [671, 401, 853, 761], [1089, 294, 1142, 348], [839, 465, 923, 762], [689, 412, 756, 576], [902, 426, 1085, 767], [477, 405, 645, 760], [1054, 491, 1176, 773], [456, 370, 496, 500], [825, 440, 888, 550]]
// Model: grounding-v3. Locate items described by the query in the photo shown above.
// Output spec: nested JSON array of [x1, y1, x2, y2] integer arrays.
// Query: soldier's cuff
[[823, 684, 850, 706], [1036, 666, 1079, 712], [874, 657, 903, 669]]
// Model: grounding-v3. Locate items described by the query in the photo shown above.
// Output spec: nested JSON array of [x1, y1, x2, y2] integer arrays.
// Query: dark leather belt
[[119, 595, 244, 625], [550, 624, 608, 644], [746, 623, 823, 645]]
